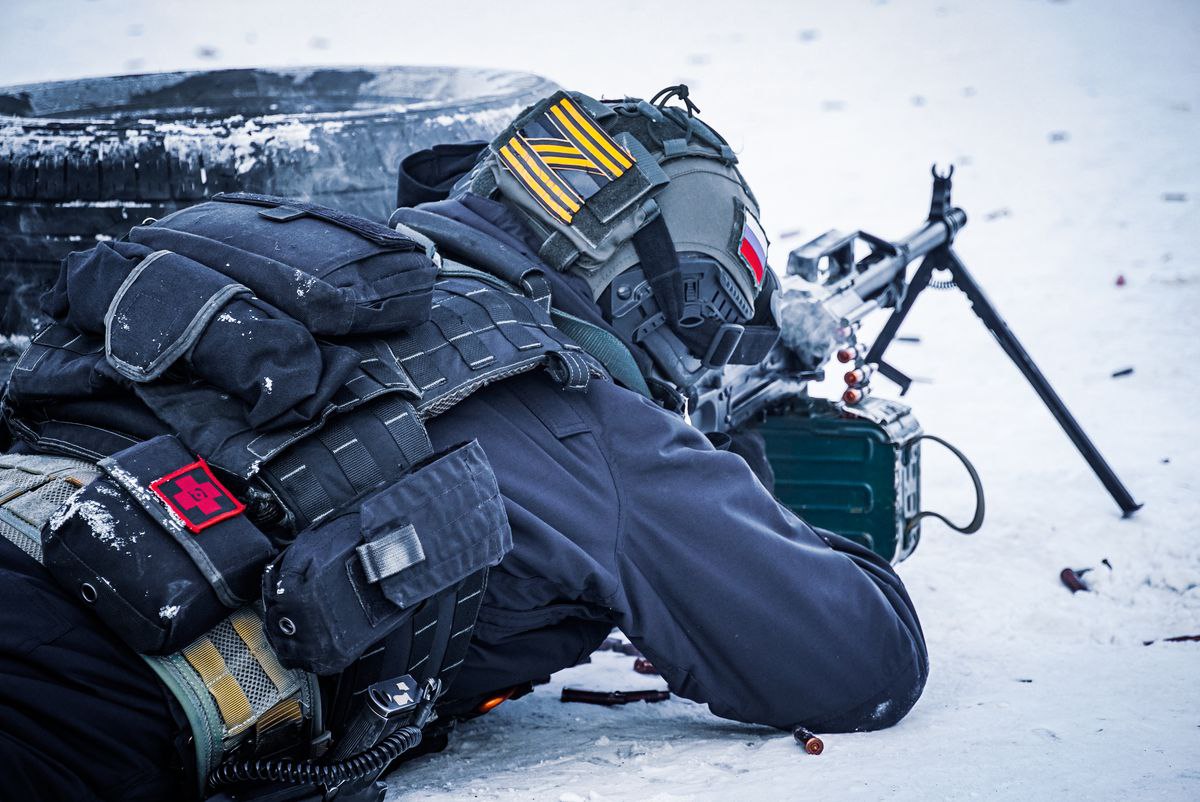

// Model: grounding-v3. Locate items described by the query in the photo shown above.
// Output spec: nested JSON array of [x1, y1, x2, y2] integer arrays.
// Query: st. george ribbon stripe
[[548, 102, 626, 180], [508, 135, 584, 212], [499, 142, 574, 223], [559, 97, 633, 171]]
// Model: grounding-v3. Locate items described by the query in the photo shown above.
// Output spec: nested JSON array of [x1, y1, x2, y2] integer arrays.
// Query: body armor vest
[[0, 194, 606, 796]]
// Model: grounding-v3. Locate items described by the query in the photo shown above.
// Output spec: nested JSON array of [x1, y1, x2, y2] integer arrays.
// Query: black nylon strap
[[318, 419, 380, 496], [373, 396, 434, 467], [630, 215, 684, 326], [429, 305, 495, 370], [545, 350, 592, 390], [437, 570, 488, 684], [401, 355, 446, 392], [269, 451, 337, 528], [465, 289, 544, 351], [629, 216, 778, 367], [406, 599, 441, 680], [387, 322, 451, 391]]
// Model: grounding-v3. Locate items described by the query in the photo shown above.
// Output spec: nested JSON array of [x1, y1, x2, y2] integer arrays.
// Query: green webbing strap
[[143, 652, 223, 795], [550, 309, 653, 399]]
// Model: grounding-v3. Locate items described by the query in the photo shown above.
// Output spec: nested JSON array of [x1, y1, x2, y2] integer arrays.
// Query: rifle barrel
[[851, 207, 967, 300]]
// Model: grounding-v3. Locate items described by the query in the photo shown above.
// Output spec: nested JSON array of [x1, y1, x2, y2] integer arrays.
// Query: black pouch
[[42, 435, 276, 654], [128, 192, 437, 337], [263, 439, 511, 675]]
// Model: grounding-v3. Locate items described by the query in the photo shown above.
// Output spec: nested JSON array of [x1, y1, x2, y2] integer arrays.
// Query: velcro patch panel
[[496, 94, 636, 224]]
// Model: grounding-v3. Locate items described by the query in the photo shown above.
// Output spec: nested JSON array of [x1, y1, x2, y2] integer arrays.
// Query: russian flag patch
[[737, 209, 769, 290]]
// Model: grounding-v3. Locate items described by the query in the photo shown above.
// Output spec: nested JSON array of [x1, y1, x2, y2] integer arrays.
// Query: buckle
[[702, 323, 744, 369], [365, 675, 441, 728], [366, 675, 422, 720]]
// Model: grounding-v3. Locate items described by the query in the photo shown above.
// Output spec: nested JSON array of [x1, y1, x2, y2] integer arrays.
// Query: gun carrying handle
[[906, 434, 985, 535]]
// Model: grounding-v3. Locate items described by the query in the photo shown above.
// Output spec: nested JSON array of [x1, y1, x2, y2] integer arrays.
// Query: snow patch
[[293, 268, 317, 298], [872, 699, 892, 721], [49, 494, 129, 553]]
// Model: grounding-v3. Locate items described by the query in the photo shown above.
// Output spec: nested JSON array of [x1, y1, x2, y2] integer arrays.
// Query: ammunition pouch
[[42, 434, 277, 654], [263, 439, 510, 675]]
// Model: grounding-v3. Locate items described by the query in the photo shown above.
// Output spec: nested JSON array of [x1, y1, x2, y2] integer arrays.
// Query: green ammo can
[[758, 395, 923, 563]]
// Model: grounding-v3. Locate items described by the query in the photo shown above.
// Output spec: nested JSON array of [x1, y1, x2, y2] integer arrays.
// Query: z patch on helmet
[[737, 207, 769, 290], [496, 93, 636, 224], [150, 458, 246, 534]]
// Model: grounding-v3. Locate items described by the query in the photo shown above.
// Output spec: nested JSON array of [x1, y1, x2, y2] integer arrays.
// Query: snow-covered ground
[[3, 1, 1198, 799]]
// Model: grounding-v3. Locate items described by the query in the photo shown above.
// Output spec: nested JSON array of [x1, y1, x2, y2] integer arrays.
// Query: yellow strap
[[530, 141, 586, 156], [229, 608, 293, 694], [208, 676, 254, 732], [549, 104, 623, 179], [255, 697, 303, 735], [541, 155, 603, 172], [182, 638, 254, 734]]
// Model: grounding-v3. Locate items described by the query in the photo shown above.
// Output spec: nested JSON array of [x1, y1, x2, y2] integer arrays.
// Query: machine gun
[[691, 167, 1140, 559]]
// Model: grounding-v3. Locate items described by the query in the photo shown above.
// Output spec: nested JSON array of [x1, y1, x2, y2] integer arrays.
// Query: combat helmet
[[466, 85, 781, 390]]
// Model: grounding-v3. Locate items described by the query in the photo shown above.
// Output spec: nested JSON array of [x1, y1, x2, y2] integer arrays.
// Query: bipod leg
[[864, 251, 941, 394], [943, 248, 1142, 516]]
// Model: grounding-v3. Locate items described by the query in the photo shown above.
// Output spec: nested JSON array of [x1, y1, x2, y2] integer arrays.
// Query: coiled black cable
[[207, 724, 423, 789]]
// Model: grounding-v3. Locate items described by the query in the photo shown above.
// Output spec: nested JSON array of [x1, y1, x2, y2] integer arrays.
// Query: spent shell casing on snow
[[793, 726, 825, 755], [633, 657, 659, 675], [1060, 567, 1089, 593]]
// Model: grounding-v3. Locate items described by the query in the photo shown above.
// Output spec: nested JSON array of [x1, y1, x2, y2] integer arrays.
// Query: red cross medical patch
[[150, 457, 245, 534]]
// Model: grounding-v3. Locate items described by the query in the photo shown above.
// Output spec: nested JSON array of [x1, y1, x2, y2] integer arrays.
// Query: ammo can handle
[[906, 434, 985, 535]]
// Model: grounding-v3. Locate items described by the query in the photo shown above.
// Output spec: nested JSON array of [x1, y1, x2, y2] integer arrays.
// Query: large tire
[[0, 66, 556, 334]]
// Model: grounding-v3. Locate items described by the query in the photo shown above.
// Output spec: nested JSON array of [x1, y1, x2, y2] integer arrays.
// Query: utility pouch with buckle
[[41, 434, 276, 654], [262, 439, 511, 675], [129, 192, 438, 338]]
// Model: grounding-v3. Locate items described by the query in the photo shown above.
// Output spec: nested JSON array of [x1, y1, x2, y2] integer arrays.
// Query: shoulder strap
[[550, 309, 652, 398]]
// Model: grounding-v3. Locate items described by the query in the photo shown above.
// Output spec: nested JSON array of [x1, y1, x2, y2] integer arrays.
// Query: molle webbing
[[264, 396, 432, 530], [0, 454, 99, 562], [258, 275, 600, 530], [324, 566, 489, 760]]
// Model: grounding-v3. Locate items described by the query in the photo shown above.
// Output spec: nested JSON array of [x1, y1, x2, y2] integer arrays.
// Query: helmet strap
[[630, 214, 684, 326]]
